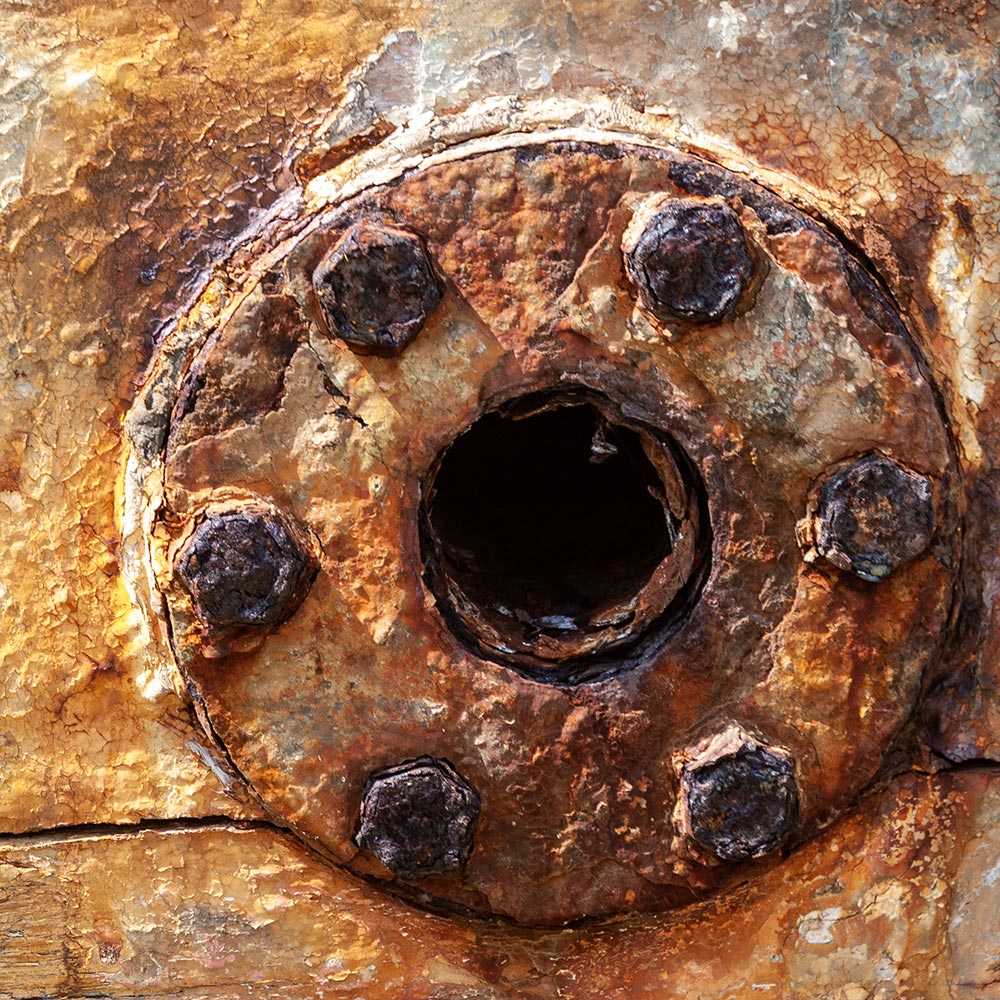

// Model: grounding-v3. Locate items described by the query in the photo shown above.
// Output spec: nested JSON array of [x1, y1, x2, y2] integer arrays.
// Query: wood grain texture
[[0, 771, 998, 998]]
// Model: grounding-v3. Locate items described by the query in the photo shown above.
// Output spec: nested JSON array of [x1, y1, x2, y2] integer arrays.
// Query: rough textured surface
[[1, 0, 999, 993], [622, 197, 755, 324], [133, 137, 959, 925], [806, 453, 937, 582], [0, 772, 997, 998], [682, 731, 800, 863], [175, 506, 315, 632], [356, 756, 481, 876]]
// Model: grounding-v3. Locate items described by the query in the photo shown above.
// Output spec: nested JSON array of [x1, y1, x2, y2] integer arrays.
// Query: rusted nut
[[312, 221, 442, 355], [681, 733, 799, 863], [355, 757, 480, 877], [175, 507, 315, 631], [622, 197, 754, 324], [806, 453, 935, 582]]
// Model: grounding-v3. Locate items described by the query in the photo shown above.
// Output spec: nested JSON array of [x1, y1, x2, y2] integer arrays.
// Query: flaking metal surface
[[129, 137, 960, 926], [2, 0, 999, 995]]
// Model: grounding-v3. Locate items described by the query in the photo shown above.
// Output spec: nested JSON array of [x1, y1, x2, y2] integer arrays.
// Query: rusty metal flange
[[126, 133, 960, 926]]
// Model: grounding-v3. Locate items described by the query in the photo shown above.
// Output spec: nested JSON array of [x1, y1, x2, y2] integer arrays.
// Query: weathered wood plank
[[0, 771, 998, 998]]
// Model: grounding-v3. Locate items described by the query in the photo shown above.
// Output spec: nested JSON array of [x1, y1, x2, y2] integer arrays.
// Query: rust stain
[[128, 137, 963, 927], [1, 0, 999, 994]]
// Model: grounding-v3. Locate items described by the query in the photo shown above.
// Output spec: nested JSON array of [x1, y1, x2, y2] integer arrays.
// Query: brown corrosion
[[1, 771, 997, 997], [622, 196, 758, 325], [312, 221, 443, 355], [2, 1, 999, 994], [139, 138, 960, 926], [678, 726, 800, 863], [173, 504, 317, 642], [802, 452, 937, 582], [355, 756, 481, 876]]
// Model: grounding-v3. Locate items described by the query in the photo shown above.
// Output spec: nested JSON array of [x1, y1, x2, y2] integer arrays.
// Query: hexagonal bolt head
[[681, 736, 799, 863], [175, 507, 315, 631], [355, 757, 480, 877], [810, 453, 935, 582], [623, 197, 754, 324], [312, 221, 442, 355]]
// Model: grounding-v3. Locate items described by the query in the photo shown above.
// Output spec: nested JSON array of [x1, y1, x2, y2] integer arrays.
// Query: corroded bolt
[[175, 507, 314, 630], [622, 197, 753, 324], [312, 221, 442, 355], [355, 757, 480, 877], [810, 453, 935, 582], [681, 734, 799, 863]]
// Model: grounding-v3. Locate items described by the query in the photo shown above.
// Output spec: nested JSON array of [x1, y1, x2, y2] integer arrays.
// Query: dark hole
[[424, 402, 672, 629]]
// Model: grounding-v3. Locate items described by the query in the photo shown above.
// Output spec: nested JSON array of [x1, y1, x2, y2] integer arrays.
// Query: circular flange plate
[[128, 135, 959, 926]]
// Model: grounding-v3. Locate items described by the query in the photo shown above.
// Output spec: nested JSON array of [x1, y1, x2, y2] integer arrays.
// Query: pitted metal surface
[[2, 0, 999, 995], [127, 134, 960, 925]]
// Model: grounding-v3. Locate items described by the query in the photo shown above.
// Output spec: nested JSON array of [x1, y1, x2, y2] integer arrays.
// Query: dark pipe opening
[[423, 401, 672, 635]]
